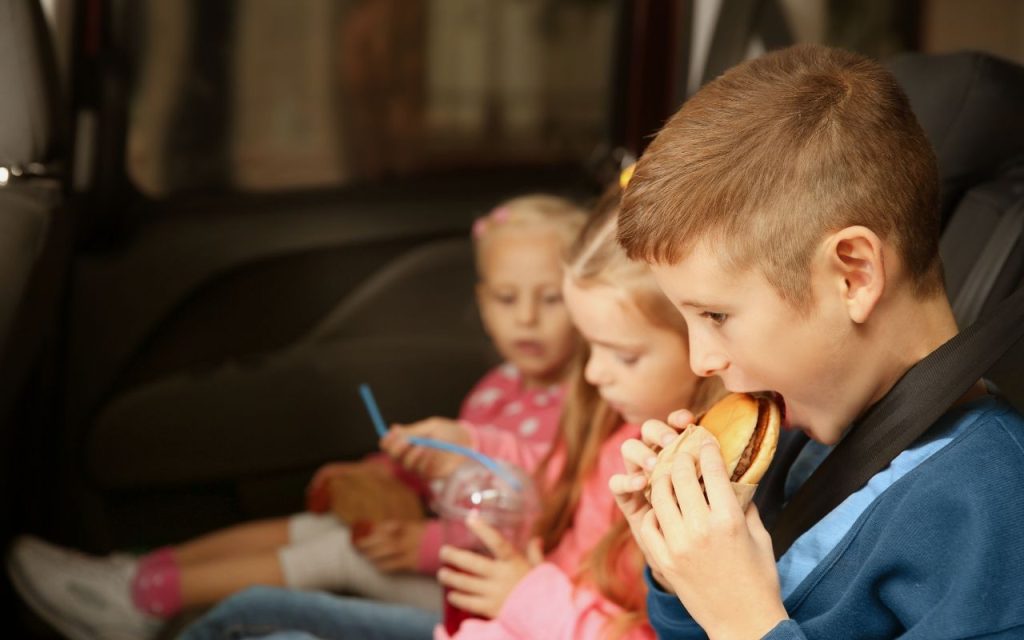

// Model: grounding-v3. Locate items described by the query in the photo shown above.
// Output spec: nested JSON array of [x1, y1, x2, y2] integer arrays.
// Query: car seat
[[888, 51, 1024, 409]]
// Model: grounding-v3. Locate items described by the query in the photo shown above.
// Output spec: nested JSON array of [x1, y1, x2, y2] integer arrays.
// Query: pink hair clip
[[472, 206, 511, 239], [472, 217, 488, 238]]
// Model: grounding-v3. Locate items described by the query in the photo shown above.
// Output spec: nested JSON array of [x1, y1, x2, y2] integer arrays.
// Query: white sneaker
[[6, 536, 163, 640]]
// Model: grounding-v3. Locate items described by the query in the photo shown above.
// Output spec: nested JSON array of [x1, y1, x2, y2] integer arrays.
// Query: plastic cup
[[436, 460, 538, 634]]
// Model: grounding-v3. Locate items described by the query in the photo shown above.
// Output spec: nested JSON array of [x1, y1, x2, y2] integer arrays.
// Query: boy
[[610, 44, 1024, 638]]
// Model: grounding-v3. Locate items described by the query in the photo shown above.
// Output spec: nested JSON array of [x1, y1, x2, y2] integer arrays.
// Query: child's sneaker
[[6, 536, 163, 640]]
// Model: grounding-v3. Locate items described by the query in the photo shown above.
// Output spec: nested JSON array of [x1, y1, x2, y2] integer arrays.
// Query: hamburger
[[647, 392, 781, 504]]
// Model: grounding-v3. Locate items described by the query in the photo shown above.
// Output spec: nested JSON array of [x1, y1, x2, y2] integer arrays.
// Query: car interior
[[2, 0, 1023, 637]]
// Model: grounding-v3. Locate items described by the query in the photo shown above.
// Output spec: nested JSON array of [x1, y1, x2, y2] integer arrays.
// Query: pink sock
[[131, 559, 182, 618]]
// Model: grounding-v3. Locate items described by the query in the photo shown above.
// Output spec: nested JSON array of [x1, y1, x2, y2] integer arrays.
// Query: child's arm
[[381, 418, 553, 480], [645, 431, 788, 639], [380, 417, 474, 479], [613, 414, 789, 639]]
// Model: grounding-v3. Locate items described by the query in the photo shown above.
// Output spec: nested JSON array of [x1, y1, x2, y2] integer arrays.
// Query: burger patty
[[731, 397, 770, 481]]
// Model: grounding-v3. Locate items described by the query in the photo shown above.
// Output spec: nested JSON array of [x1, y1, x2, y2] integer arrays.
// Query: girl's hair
[[532, 183, 725, 638], [471, 194, 588, 275]]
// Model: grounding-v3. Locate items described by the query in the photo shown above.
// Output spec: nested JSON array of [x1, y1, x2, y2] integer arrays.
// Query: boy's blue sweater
[[647, 397, 1024, 639]]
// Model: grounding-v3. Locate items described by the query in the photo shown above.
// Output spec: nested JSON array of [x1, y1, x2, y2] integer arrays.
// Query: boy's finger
[[745, 503, 775, 551], [638, 508, 672, 573], [439, 545, 493, 576], [648, 471, 685, 540], [465, 513, 517, 560], [620, 439, 658, 473], [641, 419, 679, 450], [669, 450, 710, 518], [699, 441, 743, 518], [667, 409, 696, 431]]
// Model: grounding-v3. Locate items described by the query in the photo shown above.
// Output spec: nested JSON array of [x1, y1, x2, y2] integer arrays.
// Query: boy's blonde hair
[[618, 44, 943, 308], [472, 194, 588, 275], [530, 185, 724, 638]]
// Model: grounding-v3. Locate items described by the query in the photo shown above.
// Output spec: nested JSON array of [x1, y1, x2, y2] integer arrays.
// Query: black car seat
[[888, 51, 1024, 409], [87, 235, 495, 545]]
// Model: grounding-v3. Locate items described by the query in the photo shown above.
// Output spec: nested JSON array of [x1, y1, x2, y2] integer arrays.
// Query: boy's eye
[[701, 311, 728, 326], [541, 292, 563, 305], [494, 293, 516, 305]]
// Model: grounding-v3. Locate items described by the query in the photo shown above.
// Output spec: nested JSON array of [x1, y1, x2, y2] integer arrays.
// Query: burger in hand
[[646, 392, 782, 507]]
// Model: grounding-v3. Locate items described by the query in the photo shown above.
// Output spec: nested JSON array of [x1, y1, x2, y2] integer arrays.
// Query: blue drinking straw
[[358, 383, 522, 490]]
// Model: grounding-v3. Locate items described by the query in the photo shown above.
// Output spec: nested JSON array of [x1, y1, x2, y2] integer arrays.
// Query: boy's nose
[[689, 338, 728, 378]]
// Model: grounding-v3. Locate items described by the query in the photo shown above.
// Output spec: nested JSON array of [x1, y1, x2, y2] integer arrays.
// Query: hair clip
[[472, 206, 511, 239], [619, 163, 636, 190], [472, 217, 488, 238]]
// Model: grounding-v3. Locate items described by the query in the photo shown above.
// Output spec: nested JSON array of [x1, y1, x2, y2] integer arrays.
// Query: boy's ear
[[824, 226, 886, 324]]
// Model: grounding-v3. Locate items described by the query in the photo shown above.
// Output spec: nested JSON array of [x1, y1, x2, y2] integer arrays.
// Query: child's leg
[[279, 526, 442, 612], [179, 586, 439, 640], [172, 516, 291, 566], [178, 552, 286, 607], [133, 513, 339, 616]]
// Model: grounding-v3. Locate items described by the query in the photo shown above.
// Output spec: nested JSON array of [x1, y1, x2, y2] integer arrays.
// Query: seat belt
[[770, 283, 1024, 559], [952, 195, 1024, 325]]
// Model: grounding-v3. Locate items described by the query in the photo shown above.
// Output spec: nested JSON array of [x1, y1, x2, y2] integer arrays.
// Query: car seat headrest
[[888, 51, 1024, 226], [0, 0, 58, 168]]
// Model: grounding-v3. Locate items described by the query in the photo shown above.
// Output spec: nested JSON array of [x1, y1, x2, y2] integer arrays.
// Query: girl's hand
[[608, 413, 693, 590], [643, 439, 788, 639], [352, 520, 426, 573], [380, 417, 472, 480], [437, 513, 544, 619]]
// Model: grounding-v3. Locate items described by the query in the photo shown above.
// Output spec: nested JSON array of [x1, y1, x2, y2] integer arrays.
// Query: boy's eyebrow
[[677, 298, 716, 309]]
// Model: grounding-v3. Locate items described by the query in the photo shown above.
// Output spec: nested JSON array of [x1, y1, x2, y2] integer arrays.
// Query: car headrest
[[0, 0, 57, 167], [888, 51, 1024, 227]]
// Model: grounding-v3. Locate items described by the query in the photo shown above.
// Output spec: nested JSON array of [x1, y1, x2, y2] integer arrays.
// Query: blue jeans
[[179, 586, 440, 640]]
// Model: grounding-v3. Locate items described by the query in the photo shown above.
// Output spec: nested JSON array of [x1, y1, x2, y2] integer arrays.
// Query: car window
[[120, 0, 617, 197]]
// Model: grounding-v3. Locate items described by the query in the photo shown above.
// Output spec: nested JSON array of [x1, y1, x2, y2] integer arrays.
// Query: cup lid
[[436, 460, 538, 522]]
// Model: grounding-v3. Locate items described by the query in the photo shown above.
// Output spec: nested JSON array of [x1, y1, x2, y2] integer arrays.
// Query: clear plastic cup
[[436, 460, 538, 634]]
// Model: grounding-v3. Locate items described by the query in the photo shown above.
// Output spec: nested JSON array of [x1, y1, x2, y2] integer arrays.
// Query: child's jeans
[[179, 586, 439, 640]]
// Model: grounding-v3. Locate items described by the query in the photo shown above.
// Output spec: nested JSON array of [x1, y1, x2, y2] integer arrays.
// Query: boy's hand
[[352, 520, 425, 573], [643, 438, 788, 639], [380, 417, 472, 480], [437, 513, 543, 618], [608, 413, 694, 590]]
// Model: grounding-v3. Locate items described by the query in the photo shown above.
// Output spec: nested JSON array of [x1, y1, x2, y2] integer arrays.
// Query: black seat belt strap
[[770, 283, 1024, 558]]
